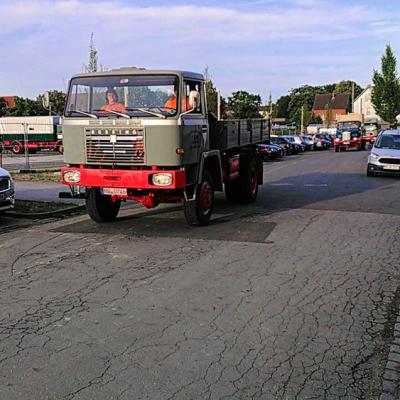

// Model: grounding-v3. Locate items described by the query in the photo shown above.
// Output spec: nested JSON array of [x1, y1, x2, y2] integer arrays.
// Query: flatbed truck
[[61, 68, 270, 226]]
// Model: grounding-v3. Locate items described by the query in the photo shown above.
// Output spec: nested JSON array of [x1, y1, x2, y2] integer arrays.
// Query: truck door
[[181, 80, 208, 165]]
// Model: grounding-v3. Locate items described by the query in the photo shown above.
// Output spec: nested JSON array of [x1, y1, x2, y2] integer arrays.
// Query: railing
[[0, 122, 62, 169]]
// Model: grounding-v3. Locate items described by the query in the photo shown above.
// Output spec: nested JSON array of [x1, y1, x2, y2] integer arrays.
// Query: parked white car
[[367, 130, 400, 176], [0, 167, 15, 213]]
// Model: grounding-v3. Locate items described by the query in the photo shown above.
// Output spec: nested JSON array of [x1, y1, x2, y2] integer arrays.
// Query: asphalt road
[[0, 149, 399, 399], [0, 152, 63, 171]]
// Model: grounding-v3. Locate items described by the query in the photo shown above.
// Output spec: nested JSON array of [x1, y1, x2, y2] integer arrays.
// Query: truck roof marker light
[[176, 148, 185, 155]]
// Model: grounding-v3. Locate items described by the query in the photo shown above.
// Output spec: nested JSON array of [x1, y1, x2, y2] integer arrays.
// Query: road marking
[[268, 183, 294, 186], [304, 184, 328, 187]]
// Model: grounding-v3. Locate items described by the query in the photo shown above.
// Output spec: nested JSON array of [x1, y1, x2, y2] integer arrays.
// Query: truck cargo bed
[[209, 118, 270, 151]]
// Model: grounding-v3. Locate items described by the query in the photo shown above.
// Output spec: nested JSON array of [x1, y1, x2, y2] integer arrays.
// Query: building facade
[[312, 93, 350, 125], [353, 86, 379, 121]]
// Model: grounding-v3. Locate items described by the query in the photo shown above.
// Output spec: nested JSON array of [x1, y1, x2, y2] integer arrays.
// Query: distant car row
[[256, 134, 334, 160]]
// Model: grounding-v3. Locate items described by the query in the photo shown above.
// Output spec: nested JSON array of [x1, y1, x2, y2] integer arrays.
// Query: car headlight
[[152, 173, 173, 186], [370, 152, 380, 160], [63, 170, 81, 183]]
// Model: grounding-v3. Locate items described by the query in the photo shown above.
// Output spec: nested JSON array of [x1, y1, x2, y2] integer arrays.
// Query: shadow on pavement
[[259, 172, 400, 216]]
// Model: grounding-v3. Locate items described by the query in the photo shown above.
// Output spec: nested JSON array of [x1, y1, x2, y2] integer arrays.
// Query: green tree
[[335, 80, 363, 98], [204, 66, 226, 118], [4, 96, 46, 116], [227, 91, 261, 119], [292, 105, 322, 127], [0, 97, 7, 116], [372, 45, 400, 127], [275, 95, 290, 119], [37, 90, 67, 115]]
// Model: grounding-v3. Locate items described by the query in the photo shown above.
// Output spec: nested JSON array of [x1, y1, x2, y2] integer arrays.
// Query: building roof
[[0, 96, 16, 108], [313, 93, 350, 111]]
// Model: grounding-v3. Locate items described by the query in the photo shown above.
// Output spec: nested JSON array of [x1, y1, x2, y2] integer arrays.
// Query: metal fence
[[0, 121, 62, 170]]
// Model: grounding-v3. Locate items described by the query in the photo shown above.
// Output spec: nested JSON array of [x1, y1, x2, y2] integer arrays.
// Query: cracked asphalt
[[0, 149, 399, 399]]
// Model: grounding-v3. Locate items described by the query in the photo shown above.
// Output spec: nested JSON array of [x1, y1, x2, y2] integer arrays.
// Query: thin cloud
[[0, 0, 396, 99]]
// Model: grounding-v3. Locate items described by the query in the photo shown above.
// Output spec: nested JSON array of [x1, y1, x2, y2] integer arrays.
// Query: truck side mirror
[[188, 90, 200, 110]]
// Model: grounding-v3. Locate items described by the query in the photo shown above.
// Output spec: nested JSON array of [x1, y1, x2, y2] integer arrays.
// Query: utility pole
[[217, 91, 221, 121], [351, 82, 355, 113], [269, 92, 272, 119], [301, 105, 304, 135]]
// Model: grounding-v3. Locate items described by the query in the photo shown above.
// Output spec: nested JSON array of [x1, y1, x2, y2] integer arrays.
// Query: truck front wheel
[[86, 188, 121, 223], [184, 171, 214, 226]]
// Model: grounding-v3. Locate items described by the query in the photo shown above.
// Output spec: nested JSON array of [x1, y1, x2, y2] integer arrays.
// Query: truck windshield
[[65, 75, 179, 118], [337, 121, 361, 130]]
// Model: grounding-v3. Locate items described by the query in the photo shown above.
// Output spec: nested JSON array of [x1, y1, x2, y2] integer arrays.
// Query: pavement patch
[[52, 211, 276, 243]]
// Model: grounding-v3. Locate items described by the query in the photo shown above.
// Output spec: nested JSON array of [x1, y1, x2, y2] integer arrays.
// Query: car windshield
[[374, 134, 400, 149], [337, 121, 361, 130], [65, 75, 179, 118]]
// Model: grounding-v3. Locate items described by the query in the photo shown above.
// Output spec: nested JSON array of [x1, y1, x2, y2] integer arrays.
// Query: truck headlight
[[152, 173, 173, 186], [63, 170, 81, 183]]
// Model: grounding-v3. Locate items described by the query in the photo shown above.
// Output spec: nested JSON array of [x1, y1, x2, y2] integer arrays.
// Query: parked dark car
[[257, 144, 284, 160], [270, 136, 299, 155], [313, 134, 328, 150], [300, 135, 315, 150], [284, 136, 306, 152]]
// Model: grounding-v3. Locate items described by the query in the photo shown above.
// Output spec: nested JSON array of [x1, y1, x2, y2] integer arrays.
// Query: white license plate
[[343, 141, 350, 144], [102, 187, 128, 196], [383, 165, 400, 171]]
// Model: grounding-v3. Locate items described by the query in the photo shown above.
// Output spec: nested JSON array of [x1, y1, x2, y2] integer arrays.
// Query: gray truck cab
[[63, 68, 208, 168]]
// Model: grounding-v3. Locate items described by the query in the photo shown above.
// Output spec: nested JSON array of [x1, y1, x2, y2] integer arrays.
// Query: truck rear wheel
[[184, 170, 214, 226], [86, 188, 121, 223], [239, 158, 259, 203], [335, 146, 339, 152]]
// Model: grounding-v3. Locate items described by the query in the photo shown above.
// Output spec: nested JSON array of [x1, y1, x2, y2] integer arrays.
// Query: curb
[[5, 204, 85, 219], [379, 308, 400, 399], [17, 168, 61, 173]]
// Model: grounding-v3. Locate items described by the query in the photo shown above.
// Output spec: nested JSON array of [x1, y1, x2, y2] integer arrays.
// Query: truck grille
[[0, 177, 10, 192], [85, 128, 145, 164], [379, 158, 400, 165]]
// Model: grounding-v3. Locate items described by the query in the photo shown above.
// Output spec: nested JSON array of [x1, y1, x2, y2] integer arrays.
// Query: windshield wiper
[[95, 109, 130, 119], [71, 109, 98, 119], [126, 107, 166, 119]]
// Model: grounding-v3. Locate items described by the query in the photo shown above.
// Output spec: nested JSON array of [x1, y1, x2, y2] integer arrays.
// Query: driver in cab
[[100, 89, 127, 113]]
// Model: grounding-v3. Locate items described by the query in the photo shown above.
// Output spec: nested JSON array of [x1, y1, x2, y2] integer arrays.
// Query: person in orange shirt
[[100, 89, 127, 113], [164, 87, 190, 112]]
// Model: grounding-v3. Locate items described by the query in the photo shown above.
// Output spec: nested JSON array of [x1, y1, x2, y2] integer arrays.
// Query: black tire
[[335, 146, 339, 152], [225, 179, 241, 203], [239, 157, 259, 203], [86, 188, 121, 223], [366, 165, 374, 177], [11, 141, 23, 155], [184, 170, 214, 226]]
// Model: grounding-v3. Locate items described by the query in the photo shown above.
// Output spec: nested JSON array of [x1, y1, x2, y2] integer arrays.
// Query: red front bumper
[[61, 166, 186, 190]]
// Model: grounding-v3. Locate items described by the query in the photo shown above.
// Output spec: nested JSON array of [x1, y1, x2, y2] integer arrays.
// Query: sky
[[0, 0, 399, 103]]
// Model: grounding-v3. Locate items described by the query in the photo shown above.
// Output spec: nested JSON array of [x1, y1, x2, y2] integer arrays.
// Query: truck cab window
[[183, 81, 202, 114]]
